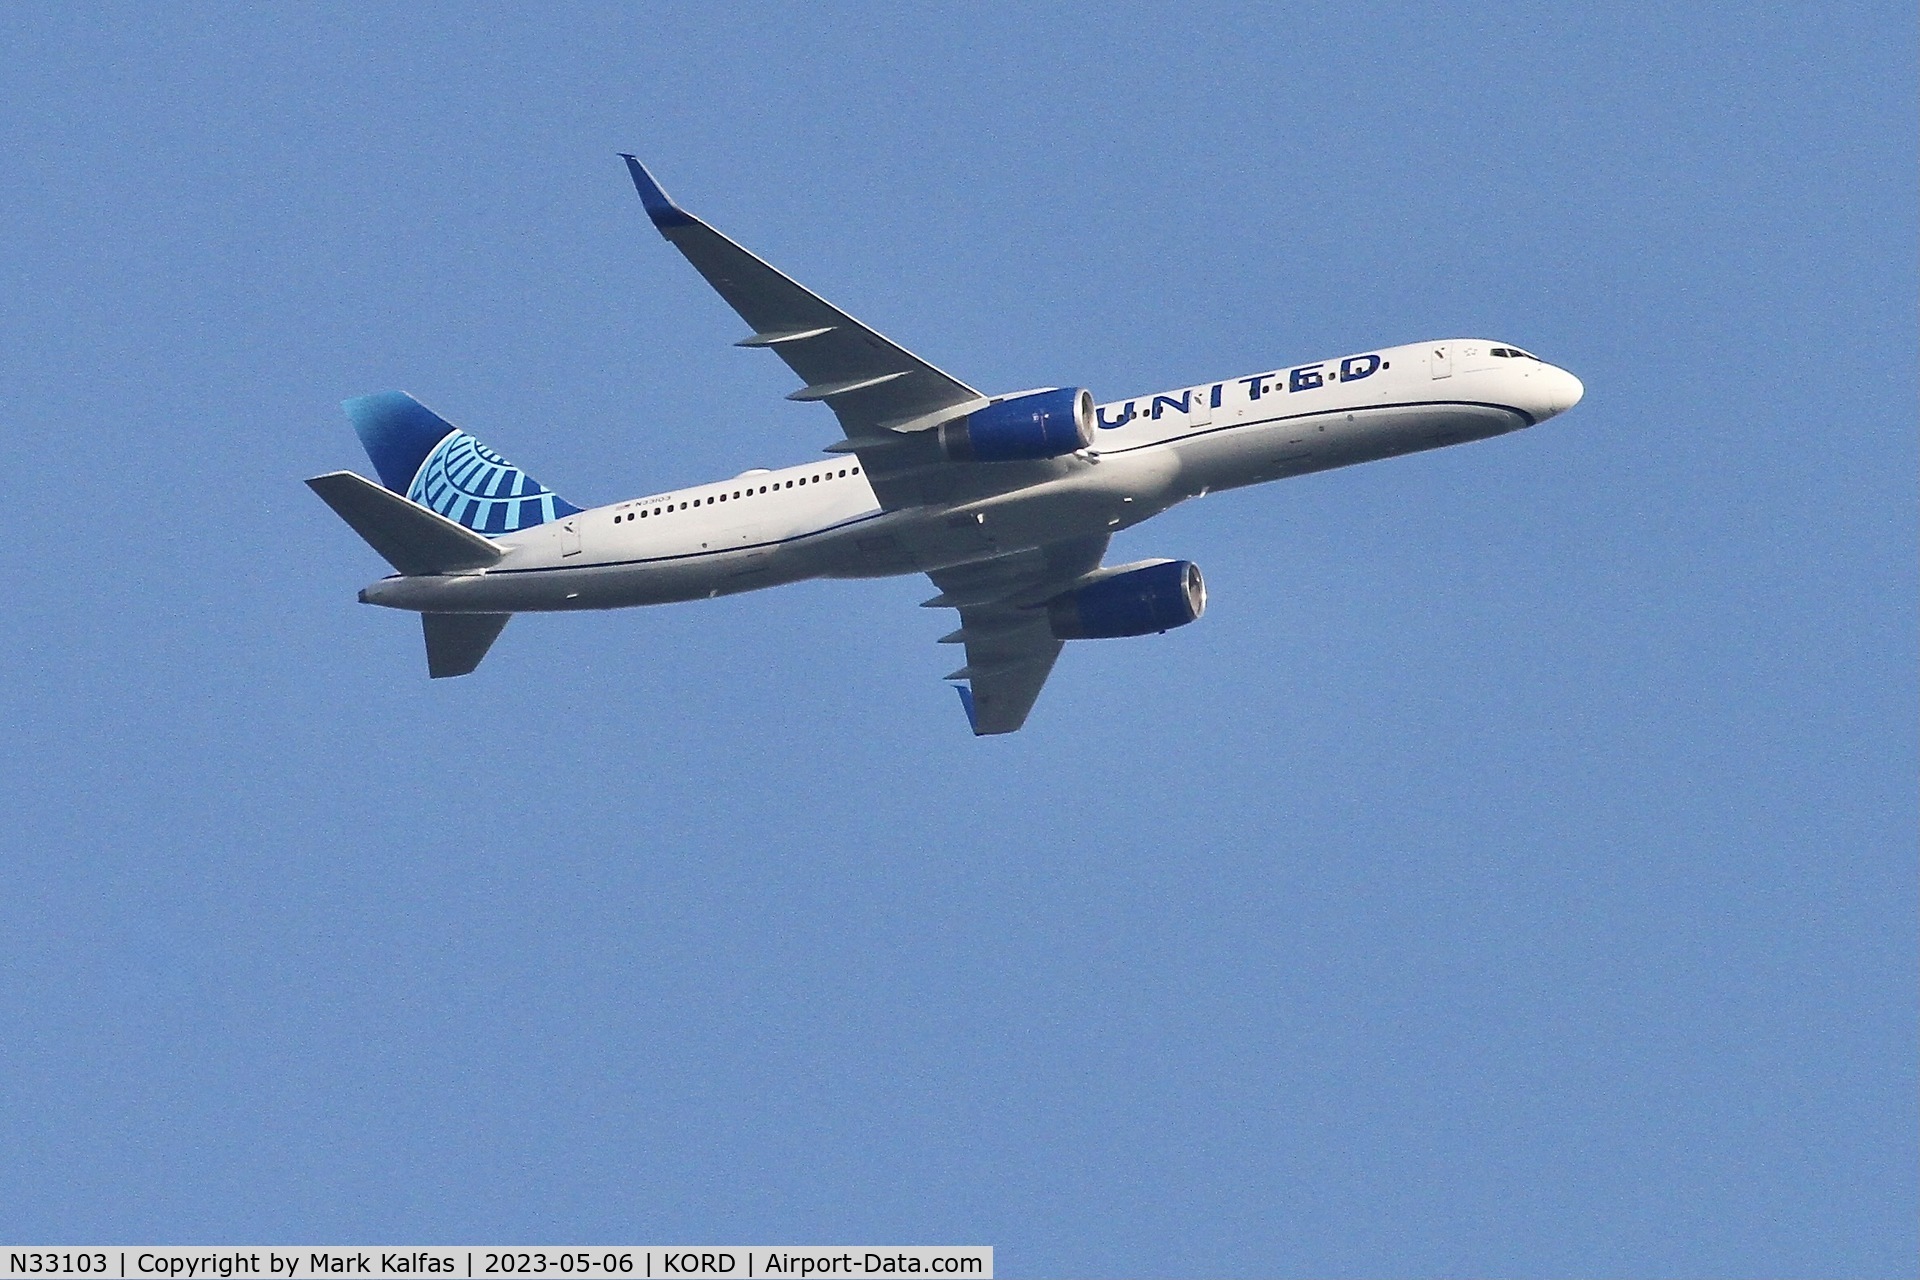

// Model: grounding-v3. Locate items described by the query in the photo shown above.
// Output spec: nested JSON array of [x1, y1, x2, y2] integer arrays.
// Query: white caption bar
[[0, 1251, 989, 1280]]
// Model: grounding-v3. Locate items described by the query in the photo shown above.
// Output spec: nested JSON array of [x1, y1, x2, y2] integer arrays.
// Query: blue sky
[[1, 3, 1913, 1275]]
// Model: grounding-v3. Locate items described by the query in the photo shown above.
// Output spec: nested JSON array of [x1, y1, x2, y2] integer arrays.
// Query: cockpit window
[[1491, 346, 1540, 360]]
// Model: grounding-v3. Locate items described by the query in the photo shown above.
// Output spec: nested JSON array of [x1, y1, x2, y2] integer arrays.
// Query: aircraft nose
[[1534, 365, 1584, 421]]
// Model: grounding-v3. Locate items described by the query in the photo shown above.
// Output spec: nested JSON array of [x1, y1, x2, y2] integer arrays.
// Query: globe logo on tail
[[408, 430, 574, 535]]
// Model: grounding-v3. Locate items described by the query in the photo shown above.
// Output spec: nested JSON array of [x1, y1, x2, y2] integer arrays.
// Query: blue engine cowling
[[938, 387, 1095, 462], [1047, 560, 1207, 640]]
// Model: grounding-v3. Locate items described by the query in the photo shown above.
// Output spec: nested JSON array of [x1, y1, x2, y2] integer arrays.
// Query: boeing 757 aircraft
[[308, 156, 1583, 735]]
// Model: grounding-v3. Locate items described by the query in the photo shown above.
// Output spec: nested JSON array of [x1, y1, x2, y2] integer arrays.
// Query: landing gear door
[[1430, 344, 1452, 379]]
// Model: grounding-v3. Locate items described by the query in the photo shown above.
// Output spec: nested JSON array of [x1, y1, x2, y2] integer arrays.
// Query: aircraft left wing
[[621, 155, 989, 507], [926, 534, 1110, 735]]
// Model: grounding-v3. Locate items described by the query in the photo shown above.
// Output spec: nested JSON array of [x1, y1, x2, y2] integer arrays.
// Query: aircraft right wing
[[621, 155, 990, 508]]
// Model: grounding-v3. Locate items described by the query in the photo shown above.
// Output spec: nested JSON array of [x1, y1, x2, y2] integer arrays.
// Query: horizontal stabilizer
[[306, 471, 504, 576], [423, 612, 511, 678]]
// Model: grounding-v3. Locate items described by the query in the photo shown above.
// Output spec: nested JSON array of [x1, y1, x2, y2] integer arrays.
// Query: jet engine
[[938, 388, 1095, 463], [1046, 560, 1207, 640]]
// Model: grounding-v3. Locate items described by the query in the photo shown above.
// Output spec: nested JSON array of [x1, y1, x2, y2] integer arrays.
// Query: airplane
[[308, 155, 1584, 735]]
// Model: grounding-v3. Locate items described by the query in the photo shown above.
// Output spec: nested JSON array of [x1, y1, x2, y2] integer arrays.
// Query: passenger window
[[838, 469, 846, 477], [851, 467, 860, 475]]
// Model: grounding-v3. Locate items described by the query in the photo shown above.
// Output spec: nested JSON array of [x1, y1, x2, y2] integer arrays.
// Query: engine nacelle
[[1047, 560, 1207, 640], [938, 387, 1095, 463]]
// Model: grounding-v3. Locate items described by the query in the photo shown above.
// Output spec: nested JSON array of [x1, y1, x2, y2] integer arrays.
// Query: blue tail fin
[[343, 392, 581, 536]]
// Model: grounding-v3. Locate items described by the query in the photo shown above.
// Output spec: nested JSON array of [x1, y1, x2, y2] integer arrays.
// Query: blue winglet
[[953, 683, 980, 734], [620, 154, 697, 231]]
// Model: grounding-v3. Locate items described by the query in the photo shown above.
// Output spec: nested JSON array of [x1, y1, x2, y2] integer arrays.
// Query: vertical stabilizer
[[343, 392, 580, 536]]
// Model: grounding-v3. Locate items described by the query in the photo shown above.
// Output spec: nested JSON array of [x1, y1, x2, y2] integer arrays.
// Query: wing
[[927, 534, 1110, 735], [622, 156, 986, 508]]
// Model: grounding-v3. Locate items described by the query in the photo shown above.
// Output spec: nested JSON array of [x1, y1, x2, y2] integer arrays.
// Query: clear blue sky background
[[2, 4, 1913, 1276]]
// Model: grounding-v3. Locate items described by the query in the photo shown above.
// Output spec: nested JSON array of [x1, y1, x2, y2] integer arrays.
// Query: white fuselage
[[360, 339, 1582, 615]]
